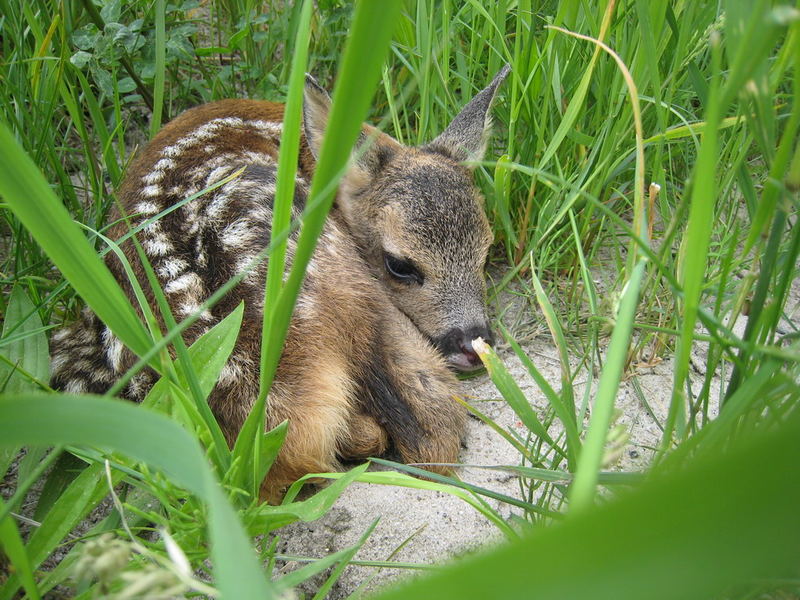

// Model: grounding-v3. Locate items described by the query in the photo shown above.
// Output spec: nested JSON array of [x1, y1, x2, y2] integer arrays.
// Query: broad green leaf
[[174, 302, 244, 401], [0, 285, 49, 393], [141, 303, 243, 434]]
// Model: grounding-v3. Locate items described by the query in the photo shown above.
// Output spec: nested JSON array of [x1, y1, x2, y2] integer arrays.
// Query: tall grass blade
[[473, 338, 563, 457], [258, 0, 403, 393], [663, 31, 723, 448], [232, 0, 312, 501], [149, 0, 166, 138], [569, 261, 645, 513]]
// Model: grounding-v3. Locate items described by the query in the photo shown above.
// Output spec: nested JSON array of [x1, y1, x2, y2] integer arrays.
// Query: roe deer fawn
[[51, 66, 510, 500]]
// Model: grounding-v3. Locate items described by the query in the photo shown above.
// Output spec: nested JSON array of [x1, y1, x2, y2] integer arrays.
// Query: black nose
[[435, 324, 495, 367], [464, 324, 494, 348]]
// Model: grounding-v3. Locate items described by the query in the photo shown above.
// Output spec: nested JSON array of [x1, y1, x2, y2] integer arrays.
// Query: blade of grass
[[258, 0, 403, 397], [302, 468, 517, 539], [0, 497, 41, 600], [569, 260, 645, 514], [473, 338, 564, 460], [368, 457, 559, 520], [498, 323, 580, 470], [231, 0, 312, 500], [149, 0, 166, 138]]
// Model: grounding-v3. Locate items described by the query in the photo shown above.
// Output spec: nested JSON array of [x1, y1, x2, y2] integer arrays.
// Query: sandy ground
[[274, 331, 730, 599], [276, 268, 800, 599]]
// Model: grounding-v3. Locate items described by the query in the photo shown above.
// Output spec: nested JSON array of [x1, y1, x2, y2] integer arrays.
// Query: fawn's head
[[304, 66, 510, 370]]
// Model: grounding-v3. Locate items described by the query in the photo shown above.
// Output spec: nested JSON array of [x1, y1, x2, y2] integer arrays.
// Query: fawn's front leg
[[355, 309, 467, 474]]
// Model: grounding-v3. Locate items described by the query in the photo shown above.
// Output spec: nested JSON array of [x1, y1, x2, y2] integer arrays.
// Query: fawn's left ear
[[302, 74, 331, 160], [303, 74, 401, 175], [424, 64, 511, 165]]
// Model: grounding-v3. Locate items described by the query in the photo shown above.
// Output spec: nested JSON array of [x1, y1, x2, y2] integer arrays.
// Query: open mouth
[[446, 338, 486, 371], [423, 322, 493, 372]]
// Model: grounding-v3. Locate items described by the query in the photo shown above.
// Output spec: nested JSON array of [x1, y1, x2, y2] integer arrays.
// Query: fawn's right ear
[[303, 74, 331, 160], [423, 64, 511, 165]]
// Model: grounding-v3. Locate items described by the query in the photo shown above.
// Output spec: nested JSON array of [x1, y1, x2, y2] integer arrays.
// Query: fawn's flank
[[51, 66, 510, 500]]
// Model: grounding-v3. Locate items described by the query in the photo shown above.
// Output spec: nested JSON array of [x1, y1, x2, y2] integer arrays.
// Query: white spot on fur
[[143, 185, 162, 197], [106, 336, 124, 372], [206, 193, 230, 220], [143, 236, 173, 256], [154, 157, 176, 171], [162, 144, 183, 158], [50, 352, 70, 374], [206, 166, 233, 186], [100, 326, 124, 373], [64, 379, 87, 394], [158, 258, 188, 279], [247, 120, 283, 135], [178, 302, 213, 321], [142, 170, 163, 185], [164, 272, 202, 295], [135, 201, 159, 215], [51, 328, 72, 343], [221, 219, 258, 249], [234, 254, 259, 276], [218, 362, 243, 385]]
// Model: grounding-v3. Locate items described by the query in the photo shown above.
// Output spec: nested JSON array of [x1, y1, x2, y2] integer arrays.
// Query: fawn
[[51, 66, 510, 500]]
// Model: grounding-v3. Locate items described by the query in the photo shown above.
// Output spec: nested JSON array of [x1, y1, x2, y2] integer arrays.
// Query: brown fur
[[50, 68, 509, 501]]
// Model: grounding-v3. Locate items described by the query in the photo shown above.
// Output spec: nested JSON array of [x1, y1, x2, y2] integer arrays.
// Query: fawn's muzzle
[[434, 325, 494, 371]]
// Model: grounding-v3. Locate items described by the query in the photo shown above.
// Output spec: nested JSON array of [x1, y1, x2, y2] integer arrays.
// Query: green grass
[[1, 0, 799, 598]]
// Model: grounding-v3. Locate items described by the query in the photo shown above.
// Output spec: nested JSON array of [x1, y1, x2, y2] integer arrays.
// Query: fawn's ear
[[424, 64, 511, 165], [303, 74, 331, 160], [303, 74, 401, 175]]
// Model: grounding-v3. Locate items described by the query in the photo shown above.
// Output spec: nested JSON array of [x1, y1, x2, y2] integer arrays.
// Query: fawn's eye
[[383, 252, 424, 285]]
